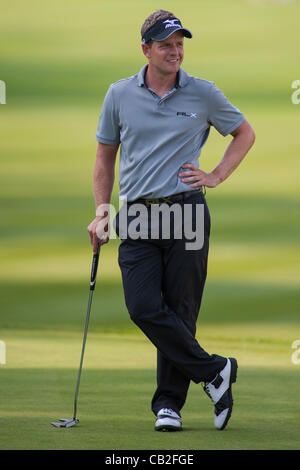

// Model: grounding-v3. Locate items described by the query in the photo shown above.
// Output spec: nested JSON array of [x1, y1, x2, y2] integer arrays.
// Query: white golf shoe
[[155, 408, 182, 432], [203, 357, 238, 430]]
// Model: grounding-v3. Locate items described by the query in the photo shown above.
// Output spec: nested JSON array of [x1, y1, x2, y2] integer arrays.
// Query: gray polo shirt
[[96, 64, 245, 201]]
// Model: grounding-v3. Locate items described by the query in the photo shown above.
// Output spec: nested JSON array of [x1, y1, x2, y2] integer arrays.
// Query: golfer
[[88, 9, 255, 431]]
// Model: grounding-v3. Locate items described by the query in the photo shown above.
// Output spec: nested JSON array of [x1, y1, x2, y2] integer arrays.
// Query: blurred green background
[[0, 0, 299, 450]]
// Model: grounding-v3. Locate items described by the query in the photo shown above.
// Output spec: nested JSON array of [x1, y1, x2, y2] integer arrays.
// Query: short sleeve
[[208, 83, 245, 136], [96, 85, 120, 145]]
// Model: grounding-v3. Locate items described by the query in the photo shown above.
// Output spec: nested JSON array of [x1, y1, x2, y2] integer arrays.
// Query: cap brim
[[151, 27, 193, 41]]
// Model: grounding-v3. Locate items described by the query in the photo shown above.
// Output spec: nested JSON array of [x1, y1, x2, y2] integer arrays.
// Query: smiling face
[[142, 31, 184, 77]]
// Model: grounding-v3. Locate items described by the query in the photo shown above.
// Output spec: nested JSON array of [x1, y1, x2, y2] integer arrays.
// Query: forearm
[[211, 127, 255, 185], [88, 143, 118, 250], [179, 120, 255, 189], [93, 143, 118, 209], [93, 161, 115, 208]]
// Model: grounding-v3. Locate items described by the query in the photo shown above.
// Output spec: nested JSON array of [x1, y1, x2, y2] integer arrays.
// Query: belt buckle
[[162, 197, 173, 205]]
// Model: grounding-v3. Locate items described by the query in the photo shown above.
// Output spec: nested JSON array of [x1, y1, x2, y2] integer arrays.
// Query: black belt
[[129, 187, 205, 208]]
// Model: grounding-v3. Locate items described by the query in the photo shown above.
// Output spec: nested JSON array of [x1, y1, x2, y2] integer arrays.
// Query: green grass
[[0, 280, 299, 332], [1, 0, 300, 450], [0, 327, 299, 450]]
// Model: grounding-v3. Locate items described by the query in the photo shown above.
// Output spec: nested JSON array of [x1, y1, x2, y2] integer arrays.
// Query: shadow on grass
[[0, 279, 299, 331]]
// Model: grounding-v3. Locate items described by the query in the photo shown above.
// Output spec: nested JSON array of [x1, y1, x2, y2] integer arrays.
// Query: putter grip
[[90, 240, 100, 290]]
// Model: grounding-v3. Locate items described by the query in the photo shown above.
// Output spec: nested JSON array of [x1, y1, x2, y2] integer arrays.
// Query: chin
[[167, 63, 181, 72]]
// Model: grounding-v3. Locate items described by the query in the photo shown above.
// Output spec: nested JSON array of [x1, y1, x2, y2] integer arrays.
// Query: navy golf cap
[[142, 17, 193, 43]]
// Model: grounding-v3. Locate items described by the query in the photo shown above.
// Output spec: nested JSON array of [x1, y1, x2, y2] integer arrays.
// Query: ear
[[141, 43, 151, 60]]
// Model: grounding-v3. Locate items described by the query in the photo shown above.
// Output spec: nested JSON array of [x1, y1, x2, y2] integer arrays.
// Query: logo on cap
[[163, 19, 180, 29]]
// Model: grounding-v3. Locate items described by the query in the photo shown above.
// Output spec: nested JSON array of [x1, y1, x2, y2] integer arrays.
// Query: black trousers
[[115, 192, 226, 416]]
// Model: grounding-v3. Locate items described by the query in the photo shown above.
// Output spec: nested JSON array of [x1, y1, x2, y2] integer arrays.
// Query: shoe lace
[[203, 383, 212, 400], [162, 408, 175, 414]]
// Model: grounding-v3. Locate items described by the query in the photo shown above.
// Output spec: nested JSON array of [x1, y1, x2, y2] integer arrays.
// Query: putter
[[51, 239, 101, 428]]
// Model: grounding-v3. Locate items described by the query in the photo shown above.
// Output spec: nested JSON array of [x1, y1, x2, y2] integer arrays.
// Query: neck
[[145, 64, 178, 97]]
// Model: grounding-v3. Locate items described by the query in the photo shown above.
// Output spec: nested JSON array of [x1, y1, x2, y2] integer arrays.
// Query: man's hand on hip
[[179, 163, 220, 188]]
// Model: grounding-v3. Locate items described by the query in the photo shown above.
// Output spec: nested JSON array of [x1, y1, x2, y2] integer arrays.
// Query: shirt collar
[[137, 64, 189, 88]]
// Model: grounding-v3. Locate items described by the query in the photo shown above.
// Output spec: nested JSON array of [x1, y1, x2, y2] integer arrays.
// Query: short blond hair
[[141, 9, 177, 37]]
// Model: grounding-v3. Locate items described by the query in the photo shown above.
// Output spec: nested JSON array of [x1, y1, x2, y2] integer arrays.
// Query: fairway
[[0, 326, 299, 450], [1, 0, 300, 451]]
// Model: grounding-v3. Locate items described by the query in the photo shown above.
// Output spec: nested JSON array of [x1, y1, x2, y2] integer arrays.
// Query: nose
[[170, 44, 179, 55], [169, 44, 182, 57]]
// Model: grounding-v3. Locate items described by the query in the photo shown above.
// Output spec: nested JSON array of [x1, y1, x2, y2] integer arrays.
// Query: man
[[88, 9, 255, 432]]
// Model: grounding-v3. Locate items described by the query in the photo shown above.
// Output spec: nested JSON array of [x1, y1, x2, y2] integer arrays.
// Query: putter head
[[51, 418, 79, 428]]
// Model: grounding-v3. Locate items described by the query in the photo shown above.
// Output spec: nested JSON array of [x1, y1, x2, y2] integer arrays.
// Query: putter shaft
[[73, 240, 101, 420], [73, 289, 94, 420], [51, 240, 101, 428]]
